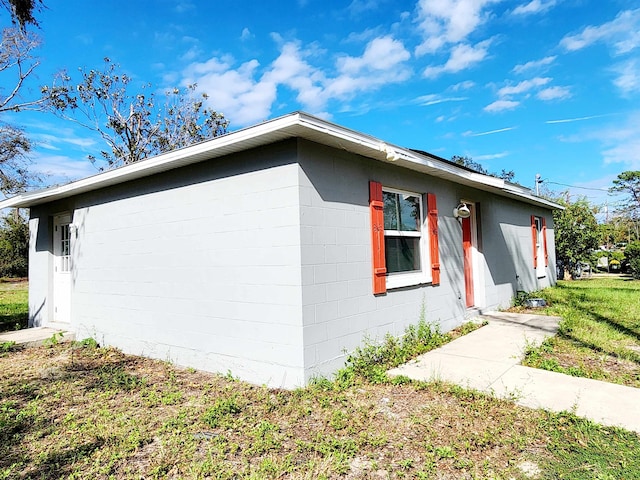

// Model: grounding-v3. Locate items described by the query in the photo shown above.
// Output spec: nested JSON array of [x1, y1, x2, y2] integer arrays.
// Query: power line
[[545, 181, 611, 192]]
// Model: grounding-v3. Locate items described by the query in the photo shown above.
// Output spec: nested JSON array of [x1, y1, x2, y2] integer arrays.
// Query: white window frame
[[382, 187, 431, 289]]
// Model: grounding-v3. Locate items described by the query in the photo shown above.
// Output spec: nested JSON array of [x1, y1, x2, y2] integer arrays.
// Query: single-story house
[[0, 112, 561, 388]]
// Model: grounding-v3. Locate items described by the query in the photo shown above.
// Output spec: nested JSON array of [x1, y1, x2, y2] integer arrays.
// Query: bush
[[624, 241, 640, 279], [0, 213, 28, 278]]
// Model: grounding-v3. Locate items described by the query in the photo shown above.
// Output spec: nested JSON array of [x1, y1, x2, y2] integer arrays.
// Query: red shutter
[[369, 181, 386, 294], [427, 193, 440, 285], [531, 215, 538, 269], [542, 217, 549, 267]]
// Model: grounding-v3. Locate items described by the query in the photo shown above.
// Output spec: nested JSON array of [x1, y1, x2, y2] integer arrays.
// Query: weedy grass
[[0, 279, 27, 332], [522, 275, 640, 387], [1, 282, 638, 478]]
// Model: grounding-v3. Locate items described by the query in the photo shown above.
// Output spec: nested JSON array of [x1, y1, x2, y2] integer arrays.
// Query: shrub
[[624, 241, 640, 278], [0, 213, 28, 278]]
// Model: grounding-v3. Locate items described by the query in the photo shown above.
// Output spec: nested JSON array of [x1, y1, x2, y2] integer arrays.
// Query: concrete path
[[388, 312, 640, 434], [0, 327, 75, 348]]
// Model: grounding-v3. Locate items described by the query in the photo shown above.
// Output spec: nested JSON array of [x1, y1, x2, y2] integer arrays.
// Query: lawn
[[1, 279, 639, 479], [522, 275, 640, 388], [0, 279, 28, 333]]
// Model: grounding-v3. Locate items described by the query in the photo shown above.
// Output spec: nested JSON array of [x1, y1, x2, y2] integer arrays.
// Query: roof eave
[[0, 111, 563, 211]]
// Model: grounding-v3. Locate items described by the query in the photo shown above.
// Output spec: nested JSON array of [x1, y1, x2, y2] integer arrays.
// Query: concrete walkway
[[0, 327, 75, 348], [388, 312, 640, 433]]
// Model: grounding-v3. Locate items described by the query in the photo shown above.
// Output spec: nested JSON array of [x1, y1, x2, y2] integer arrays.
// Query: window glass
[[385, 236, 421, 273], [383, 190, 423, 275], [383, 192, 420, 231]]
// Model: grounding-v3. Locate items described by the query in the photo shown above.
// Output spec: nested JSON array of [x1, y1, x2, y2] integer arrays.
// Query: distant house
[[0, 112, 560, 388]]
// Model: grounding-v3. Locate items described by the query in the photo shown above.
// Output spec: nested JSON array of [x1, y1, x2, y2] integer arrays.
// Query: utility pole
[[535, 173, 541, 196]]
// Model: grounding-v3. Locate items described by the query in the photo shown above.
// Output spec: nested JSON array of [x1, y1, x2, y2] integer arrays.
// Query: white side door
[[534, 217, 546, 279], [53, 214, 72, 323]]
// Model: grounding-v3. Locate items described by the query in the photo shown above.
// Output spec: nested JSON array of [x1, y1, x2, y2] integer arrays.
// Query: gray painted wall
[[28, 138, 556, 387], [296, 139, 556, 381], [30, 142, 308, 388]]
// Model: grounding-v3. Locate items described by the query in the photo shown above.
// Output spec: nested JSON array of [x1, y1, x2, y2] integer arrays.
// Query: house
[[0, 112, 560, 388]]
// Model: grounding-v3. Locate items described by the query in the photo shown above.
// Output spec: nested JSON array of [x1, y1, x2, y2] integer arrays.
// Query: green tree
[[624, 241, 640, 279], [610, 171, 640, 218], [0, 211, 28, 277], [42, 58, 229, 169], [553, 198, 600, 270], [450, 155, 515, 182]]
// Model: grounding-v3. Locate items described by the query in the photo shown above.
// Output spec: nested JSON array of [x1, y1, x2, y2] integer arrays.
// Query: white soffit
[[0, 112, 561, 210]]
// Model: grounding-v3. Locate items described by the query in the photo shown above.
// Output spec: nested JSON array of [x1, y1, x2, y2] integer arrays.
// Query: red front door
[[462, 216, 474, 308]]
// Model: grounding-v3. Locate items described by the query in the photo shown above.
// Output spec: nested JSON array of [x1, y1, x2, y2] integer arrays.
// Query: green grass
[[0, 279, 27, 333], [522, 275, 640, 387], [1, 280, 639, 478]]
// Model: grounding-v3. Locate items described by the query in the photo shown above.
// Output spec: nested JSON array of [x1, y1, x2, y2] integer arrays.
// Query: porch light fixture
[[453, 203, 471, 219]]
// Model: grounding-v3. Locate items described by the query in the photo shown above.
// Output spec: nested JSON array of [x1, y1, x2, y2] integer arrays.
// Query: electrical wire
[[544, 181, 611, 192]]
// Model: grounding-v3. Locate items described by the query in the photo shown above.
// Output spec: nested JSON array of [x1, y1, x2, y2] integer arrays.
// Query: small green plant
[[337, 319, 448, 384], [43, 331, 64, 346], [202, 396, 242, 428], [0, 341, 15, 353], [96, 365, 146, 391], [74, 337, 99, 349]]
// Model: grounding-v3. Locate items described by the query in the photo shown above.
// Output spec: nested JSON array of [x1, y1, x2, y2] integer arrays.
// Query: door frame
[[52, 213, 72, 324], [460, 201, 485, 309]]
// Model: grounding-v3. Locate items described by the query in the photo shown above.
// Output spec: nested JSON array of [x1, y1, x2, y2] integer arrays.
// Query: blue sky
[[5, 0, 640, 212]]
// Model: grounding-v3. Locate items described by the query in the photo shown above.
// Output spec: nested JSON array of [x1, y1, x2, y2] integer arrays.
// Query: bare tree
[[0, 27, 43, 112], [0, 27, 43, 195], [42, 58, 229, 169]]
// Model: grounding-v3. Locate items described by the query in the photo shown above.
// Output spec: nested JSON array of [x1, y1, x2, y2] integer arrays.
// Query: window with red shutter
[[369, 181, 436, 292]]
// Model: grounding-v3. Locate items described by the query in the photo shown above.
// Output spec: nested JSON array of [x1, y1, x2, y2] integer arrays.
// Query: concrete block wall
[[297, 141, 472, 382], [30, 145, 308, 388]]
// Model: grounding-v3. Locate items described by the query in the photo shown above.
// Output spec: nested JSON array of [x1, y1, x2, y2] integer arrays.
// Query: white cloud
[[450, 80, 475, 90], [181, 57, 275, 125], [598, 114, 640, 167], [512, 55, 556, 74], [30, 153, 98, 185], [468, 126, 516, 136], [512, 0, 556, 16], [474, 151, 509, 160], [497, 77, 550, 96], [423, 40, 492, 78], [240, 28, 253, 41], [415, 94, 467, 105], [414, 0, 499, 56], [180, 36, 412, 126], [612, 59, 640, 95], [560, 8, 640, 55], [484, 99, 520, 112], [348, 0, 382, 15], [537, 85, 571, 100], [32, 133, 97, 151], [175, 1, 195, 13], [545, 114, 610, 124], [326, 36, 412, 98], [337, 36, 410, 74]]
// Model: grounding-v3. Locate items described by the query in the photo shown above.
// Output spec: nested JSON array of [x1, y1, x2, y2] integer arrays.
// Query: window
[[383, 190, 422, 274], [370, 181, 438, 293]]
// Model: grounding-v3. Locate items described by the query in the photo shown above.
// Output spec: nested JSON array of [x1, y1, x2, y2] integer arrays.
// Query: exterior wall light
[[453, 203, 471, 219]]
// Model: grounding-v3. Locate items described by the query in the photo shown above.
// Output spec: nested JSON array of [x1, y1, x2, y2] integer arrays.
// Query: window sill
[[386, 272, 431, 290]]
